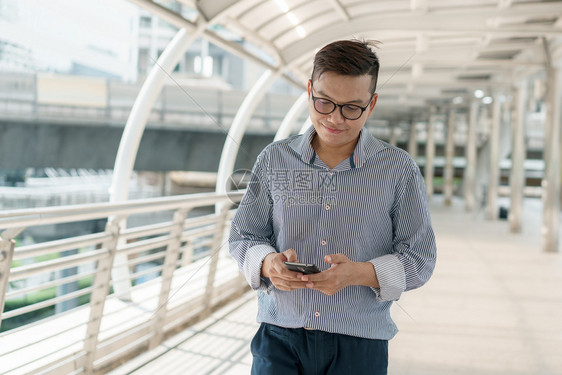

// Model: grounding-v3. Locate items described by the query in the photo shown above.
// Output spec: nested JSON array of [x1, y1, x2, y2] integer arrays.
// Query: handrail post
[[201, 203, 231, 318], [0, 238, 16, 327], [149, 208, 189, 349], [105, 78, 111, 121], [83, 221, 120, 375]]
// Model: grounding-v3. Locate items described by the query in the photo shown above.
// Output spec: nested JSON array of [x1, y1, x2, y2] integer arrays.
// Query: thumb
[[283, 248, 298, 262], [325, 253, 348, 265]]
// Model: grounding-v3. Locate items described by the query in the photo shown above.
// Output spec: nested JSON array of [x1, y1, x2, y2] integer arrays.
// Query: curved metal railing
[[0, 191, 246, 375]]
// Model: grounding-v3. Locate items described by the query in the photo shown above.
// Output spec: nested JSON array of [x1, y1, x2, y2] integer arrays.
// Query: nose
[[326, 105, 345, 123]]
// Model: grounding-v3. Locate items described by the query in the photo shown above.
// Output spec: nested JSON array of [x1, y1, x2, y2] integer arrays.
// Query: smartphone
[[284, 261, 320, 274]]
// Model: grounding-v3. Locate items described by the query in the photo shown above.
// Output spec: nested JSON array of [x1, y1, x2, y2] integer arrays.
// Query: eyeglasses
[[310, 82, 374, 121]]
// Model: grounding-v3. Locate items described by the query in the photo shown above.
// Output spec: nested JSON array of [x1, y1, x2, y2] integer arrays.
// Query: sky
[[0, 0, 140, 81]]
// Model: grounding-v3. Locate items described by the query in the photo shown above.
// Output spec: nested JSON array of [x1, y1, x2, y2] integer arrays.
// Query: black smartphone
[[284, 261, 320, 274]]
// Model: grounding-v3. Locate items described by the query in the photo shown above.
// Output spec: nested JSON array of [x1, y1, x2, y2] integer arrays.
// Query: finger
[[272, 261, 303, 280], [301, 271, 327, 282], [283, 248, 298, 262], [325, 253, 348, 264], [273, 278, 308, 290]]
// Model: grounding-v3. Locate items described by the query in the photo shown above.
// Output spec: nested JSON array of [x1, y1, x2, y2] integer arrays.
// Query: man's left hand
[[301, 254, 378, 295]]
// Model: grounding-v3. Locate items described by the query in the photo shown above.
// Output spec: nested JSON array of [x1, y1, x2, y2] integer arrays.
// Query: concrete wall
[[0, 120, 274, 172]]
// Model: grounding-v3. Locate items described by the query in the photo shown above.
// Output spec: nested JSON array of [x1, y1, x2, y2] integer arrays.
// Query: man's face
[[308, 72, 377, 151]]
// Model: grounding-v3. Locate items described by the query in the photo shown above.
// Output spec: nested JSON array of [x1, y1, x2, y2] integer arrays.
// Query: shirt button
[[329, 172, 334, 176], [325, 203, 330, 210], [321, 239, 327, 246], [314, 311, 320, 318]]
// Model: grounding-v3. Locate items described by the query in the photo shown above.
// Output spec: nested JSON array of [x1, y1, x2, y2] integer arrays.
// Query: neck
[[312, 134, 359, 158]]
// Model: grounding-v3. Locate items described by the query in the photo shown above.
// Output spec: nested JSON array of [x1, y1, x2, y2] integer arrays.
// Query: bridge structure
[[1, 1, 562, 374]]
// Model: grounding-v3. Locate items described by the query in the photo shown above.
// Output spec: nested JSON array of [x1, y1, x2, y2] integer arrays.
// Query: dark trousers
[[250, 323, 388, 375]]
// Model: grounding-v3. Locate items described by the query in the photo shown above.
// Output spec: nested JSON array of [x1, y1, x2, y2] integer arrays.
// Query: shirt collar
[[289, 125, 387, 168]]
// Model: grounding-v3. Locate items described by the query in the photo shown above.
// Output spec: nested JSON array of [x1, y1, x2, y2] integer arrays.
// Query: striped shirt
[[229, 126, 436, 340]]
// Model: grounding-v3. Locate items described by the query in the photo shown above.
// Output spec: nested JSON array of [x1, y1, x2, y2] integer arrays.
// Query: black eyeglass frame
[[310, 82, 375, 121]]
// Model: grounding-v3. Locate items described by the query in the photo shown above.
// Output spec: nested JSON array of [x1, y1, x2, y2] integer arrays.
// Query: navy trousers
[[250, 323, 388, 375]]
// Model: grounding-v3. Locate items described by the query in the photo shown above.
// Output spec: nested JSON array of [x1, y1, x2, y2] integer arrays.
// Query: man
[[229, 39, 436, 374]]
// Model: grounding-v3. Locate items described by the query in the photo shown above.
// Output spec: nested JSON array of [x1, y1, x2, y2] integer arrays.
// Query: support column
[[299, 118, 312, 134], [486, 94, 502, 220], [389, 121, 398, 146], [542, 53, 561, 252], [274, 92, 308, 141], [0, 234, 17, 326], [509, 80, 527, 233], [215, 69, 281, 200], [425, 107, 436, 200], [464, 101, 478, 211], [444, 107, 456, 206], [408, 118, 417, 159], [109, 27, 204, 300]]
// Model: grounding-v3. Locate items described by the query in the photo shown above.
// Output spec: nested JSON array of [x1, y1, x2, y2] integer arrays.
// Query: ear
[[367, 93, 378, 117], [307, 79, 312, 100]]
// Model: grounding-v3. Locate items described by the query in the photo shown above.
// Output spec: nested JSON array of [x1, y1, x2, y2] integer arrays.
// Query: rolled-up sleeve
[[229, 147, 278, 292], [371, 163, 437, 302]]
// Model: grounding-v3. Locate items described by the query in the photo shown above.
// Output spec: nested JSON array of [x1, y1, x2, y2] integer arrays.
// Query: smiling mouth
[[323, 124, 344, 134]]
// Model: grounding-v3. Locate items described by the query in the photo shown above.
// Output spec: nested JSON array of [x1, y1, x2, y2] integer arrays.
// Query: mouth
[[322, 124, 344, 134]]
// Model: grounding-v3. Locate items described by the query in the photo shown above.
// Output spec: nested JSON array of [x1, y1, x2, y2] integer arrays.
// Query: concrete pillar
[[509, 80, 527, 233], [542, 60, 561, 252], [425, 107, 436, 200], [464, 101, 478, 211], [389, 121, 398, 146], [486, 94, 502, 220], [408, 118, 417, 159], [474, 105, 491, 208], [444, 107, 456, 206]]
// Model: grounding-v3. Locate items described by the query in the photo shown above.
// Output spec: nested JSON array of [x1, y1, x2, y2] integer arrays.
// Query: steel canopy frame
[[113, 0, 562, 270], [274, 92, 309, 142], [215, 69, 281, 200], [109, 25, 208, 298]]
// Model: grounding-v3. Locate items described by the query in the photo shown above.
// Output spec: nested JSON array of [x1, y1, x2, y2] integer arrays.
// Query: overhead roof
[[130, 0, 562, 120]]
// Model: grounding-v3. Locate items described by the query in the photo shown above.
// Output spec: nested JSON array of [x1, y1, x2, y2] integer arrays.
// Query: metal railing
[[0, 72, 303, 133], [0, 191, 247, 375]]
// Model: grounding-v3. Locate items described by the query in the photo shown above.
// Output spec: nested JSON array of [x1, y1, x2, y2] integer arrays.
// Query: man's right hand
[[261, 249, 309, 291]]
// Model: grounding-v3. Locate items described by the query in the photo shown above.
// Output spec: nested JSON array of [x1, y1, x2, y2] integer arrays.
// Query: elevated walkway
[[109, 197, 562, 375]]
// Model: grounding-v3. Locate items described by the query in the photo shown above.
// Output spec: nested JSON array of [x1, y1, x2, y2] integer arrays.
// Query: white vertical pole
[[542, 62, 561, 252], [389, 121, 398, 146], [487, 94, 502, 220], [83, 221, 120, 374], [425, 107, 436, 200], [299, 118, 312, 134], [215, 69, 281, 199], [408, 118, 418, 159], [274, 92, 308, 141], [464, 101, 478, 211], [109, 28, 203, 300], [444, 107, 456, 206], [0, 237, 16, 326], [149, 209, 189, 348], [509, 80, 527, 233]]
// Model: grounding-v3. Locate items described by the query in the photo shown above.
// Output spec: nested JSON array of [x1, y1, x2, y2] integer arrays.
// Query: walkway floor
[[109, 196, 562, 375]]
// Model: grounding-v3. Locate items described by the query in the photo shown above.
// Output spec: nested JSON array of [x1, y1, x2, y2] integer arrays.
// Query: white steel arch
[[118, 0, 562, 252], [215, 69, 281, 198], [109, 26, 206, 298], [274, 91, 309, 142], [299, 118, 312, 135]]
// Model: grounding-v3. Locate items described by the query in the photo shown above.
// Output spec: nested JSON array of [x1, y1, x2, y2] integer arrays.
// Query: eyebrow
[[314, 88, 366, 105]]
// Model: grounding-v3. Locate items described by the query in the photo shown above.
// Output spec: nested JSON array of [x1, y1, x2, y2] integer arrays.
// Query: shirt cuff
[[243, 244, 276, 293], [369, 254, 406, 301]]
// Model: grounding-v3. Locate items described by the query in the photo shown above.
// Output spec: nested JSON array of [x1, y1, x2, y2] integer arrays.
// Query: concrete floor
[[109, 196, 562, 375]]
